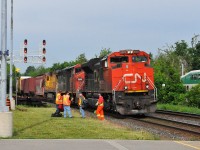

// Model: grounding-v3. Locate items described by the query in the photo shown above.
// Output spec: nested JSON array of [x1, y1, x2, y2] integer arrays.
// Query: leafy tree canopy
[[99, 48, 112, 58], [75, 53, 87, 64], [24, 66, 36, 76]]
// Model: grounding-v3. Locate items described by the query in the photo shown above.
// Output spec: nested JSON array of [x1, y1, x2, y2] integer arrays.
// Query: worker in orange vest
[[55, 90, 63, 114], [63, 92, 73, 118], [96, 93, 104, 120]]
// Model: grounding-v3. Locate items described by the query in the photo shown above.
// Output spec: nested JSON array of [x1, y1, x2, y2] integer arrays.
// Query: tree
[[50, 62, 65, 72], [185, 84, 200, 108], [24, 66, 36, 76], [75, 53, 87, 64], [153, 46, 186, 104], [23, 65, 50, 77], [153, 36, 200, 107], [191, 42, 200, 70], [99, 48, 112, 58], [50, 61, 77, 72], [174, 40, 193, 72], [173, 36, 200, 71]]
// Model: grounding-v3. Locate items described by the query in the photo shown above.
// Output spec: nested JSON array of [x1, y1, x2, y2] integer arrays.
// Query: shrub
[[185, 84, 200, 108]]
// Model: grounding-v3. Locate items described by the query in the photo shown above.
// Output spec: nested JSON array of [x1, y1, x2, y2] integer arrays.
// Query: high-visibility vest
[[78, 95, 85, 106], [98, 96, 104, 106], [63, 94, 71, 106], [55, 93, 63, 104]]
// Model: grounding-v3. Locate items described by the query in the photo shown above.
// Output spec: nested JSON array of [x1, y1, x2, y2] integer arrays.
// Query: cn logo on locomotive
[[123, 73, 147, 84]]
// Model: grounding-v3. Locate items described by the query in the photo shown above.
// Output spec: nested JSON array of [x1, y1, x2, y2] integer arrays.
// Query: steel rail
[[156, 110, 200, 119]]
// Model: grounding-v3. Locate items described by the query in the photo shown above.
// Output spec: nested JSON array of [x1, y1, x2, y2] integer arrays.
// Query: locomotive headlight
[[146, 84, 149, 89], [124, 86, 128, 90]]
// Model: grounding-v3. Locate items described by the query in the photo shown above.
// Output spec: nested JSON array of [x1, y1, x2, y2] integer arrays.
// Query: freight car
[[18, 74, 46, 97], [181, 70, 200, 90], [44, 72, 57, 99], [17, 76, 31, 96]]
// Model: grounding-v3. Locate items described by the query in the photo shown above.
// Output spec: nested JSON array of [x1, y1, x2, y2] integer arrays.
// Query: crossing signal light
[[43, 40, 46, 46], [24, 39, 28, 55], [24, 47, 27, 54], [24, 56, 27, 63], [42, 56, 46, 62], [42, 48, 46, 54], [24, 39, 28, 45]]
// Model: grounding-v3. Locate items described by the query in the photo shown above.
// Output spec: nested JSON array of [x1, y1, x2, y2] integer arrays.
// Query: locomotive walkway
[[0, 140, 200, 150]]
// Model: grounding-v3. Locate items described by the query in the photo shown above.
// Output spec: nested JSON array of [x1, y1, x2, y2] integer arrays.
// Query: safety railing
[[112, 76, 124, 104], [147, 76, 157, 101]]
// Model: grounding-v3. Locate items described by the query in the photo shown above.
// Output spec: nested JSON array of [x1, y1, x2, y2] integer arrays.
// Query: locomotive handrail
[[147, 76, 157, 101], [112, 77, 124, 104], [113, 78, 123, 91]]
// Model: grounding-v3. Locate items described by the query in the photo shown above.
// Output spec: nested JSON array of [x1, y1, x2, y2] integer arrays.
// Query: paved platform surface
[[0, 140, 200, 150]]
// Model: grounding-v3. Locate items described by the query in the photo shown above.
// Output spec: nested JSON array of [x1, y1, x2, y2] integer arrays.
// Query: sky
[[2, 0, 200, 73]]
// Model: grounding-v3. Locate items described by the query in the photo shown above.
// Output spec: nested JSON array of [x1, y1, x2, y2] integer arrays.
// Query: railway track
[[102, 109, 200, 139], [136, 110, 200, 140], [138, 116, 200, 137]]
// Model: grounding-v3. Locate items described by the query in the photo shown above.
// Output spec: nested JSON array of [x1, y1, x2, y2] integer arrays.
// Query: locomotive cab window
[[110, 56, 128, 63], [132, 56, 147, 62], [75, 68, 81, 74]]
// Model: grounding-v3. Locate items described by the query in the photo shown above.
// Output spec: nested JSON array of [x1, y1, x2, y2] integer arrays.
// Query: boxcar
[[17, 76, 31, 96], [23, 78, 35, 96]]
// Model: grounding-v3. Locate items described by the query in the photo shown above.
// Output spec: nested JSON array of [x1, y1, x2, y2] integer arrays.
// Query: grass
[[157, 103, 200, 114], [10, 105, 157, 139]]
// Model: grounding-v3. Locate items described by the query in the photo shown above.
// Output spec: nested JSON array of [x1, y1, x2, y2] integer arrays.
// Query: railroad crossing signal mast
[[14, 39, 47, 64], [10, 39, 47, 109]]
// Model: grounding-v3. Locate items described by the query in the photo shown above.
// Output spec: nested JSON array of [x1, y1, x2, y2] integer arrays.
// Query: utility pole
[[0, 0, 13, 138], [0, 0, 8, 111], [9, 0, 14, 108]]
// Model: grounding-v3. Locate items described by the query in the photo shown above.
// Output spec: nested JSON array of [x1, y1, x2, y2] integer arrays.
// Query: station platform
[[0, 140, 200, 150]]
